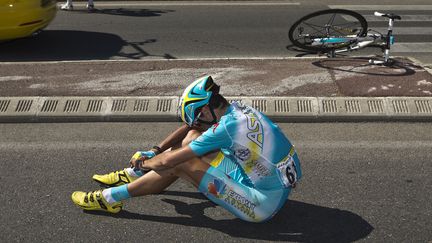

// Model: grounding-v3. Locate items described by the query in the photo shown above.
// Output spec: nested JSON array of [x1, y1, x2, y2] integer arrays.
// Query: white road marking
[[392, 43, 432, 53], [297, 141, 432, 149], [57, 1, 300, 7], [0, 76, 32, 81], [2, 140, 432, 150], [0, 57, 325, 65], [373, 27, 432, 35], [363, 15, 432, 22], [329, 5, 432, 11]]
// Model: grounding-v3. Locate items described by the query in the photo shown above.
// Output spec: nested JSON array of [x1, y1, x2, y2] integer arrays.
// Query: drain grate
[[345, 100, 361, 113], [86, 100, 103, 112], [64, 100, 80, 112], [134, 100, 149, 112], [415, 100, 432, 113], [275, 100, 289, 113], [1, 96, 431, 122], [392, 100, 409, 113], [41, 100, 58, 112], [368, 100, 384, 113], [252, 99, 267, 112], [322, 100, 338, 113], [297, 100, 312, 113], [157, 99, 172, 112], [15, 100, 33, 112], [0, 100, 10, 112], [112, 99, 128, 112]]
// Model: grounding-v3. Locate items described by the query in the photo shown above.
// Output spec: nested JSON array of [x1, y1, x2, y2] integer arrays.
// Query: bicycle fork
[[369, 12, 395, 65]]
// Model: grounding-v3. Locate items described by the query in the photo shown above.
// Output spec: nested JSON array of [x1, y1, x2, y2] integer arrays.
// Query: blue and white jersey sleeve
[[189, 120, 232, 156]]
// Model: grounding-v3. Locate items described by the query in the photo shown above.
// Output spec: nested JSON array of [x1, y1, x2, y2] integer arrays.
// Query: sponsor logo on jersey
[[246, 114, 263, 149], [207, 178, 226, 198], [225, 190, 256, 219]]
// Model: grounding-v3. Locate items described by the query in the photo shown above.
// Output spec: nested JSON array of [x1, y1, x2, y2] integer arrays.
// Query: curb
[[1, 96, 432, 123]]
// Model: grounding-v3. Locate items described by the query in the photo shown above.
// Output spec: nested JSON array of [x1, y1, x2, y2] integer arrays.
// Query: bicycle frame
[[310, 12, 399, 65]]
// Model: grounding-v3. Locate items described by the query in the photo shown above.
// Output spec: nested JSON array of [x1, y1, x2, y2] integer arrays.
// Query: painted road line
[[371, 27, 432, 35], [345, 15, 432, 22], [297, 140, 432, 149], [3, 140, 432, 150], [0, 57, 326, 65], [57, 1, 301, 7], [392, 43, 432, 53], [329, 5, 432, 11]]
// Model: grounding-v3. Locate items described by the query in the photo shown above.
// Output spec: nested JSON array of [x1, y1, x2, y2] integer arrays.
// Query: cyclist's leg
[[127, 129, 214, 196], [198, 154, 291, 222]]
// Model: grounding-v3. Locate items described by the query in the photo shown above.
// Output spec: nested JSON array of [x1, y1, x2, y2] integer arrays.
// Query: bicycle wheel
[[288, 9, 368, 52]]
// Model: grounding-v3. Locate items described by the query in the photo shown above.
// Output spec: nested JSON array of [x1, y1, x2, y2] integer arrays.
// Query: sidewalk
[[1, 57, 431, 122]]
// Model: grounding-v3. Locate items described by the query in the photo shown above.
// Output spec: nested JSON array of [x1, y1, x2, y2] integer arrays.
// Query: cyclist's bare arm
[[153, 124, 204, 154], [142, 145, 197, 171]]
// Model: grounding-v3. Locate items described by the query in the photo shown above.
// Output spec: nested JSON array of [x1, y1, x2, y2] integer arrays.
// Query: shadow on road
[[312, 58, 420, 77], [86, 191, 373, 242], [0, 30, 176, 61], [286, 44, 321, 58], [74, 8, 174, 17]]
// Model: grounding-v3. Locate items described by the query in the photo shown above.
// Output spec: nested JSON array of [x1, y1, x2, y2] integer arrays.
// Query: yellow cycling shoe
[[71, 190, 122, 213], [92, 169, 138, 187]]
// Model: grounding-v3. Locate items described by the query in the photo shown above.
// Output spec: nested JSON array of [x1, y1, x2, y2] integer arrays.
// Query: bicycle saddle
[[374, 12, 402, 20]]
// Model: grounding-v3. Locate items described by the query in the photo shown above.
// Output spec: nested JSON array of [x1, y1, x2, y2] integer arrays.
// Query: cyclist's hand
[[129, 150, 156, 170]]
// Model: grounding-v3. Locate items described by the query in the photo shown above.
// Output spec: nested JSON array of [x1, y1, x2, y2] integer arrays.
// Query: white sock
[[125, 167, 143, 177], [102, 188, 116, 203], [102, 184, 131, 204]]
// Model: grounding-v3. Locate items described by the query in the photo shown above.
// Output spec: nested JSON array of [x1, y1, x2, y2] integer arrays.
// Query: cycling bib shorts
[[190, 102, 302, 222], [198, 152, 292, 222]]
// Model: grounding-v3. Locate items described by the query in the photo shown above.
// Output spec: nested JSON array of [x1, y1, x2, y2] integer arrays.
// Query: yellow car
[[0, 0, 57, 41]]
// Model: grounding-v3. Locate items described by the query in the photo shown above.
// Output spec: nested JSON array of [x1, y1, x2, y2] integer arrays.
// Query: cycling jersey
[[189, 101, 302, 222]]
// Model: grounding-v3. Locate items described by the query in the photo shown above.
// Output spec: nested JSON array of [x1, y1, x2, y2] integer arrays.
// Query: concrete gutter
[[1, 96, 431, 123]]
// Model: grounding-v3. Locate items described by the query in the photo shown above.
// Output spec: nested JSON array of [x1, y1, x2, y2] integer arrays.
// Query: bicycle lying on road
[[288, 9, 402, 65]]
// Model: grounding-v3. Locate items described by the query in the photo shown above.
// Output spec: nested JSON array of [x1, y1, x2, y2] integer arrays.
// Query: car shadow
[[74, 8, 175, 17], [0, 30, 176, 61], [85, 191, 373, 242]]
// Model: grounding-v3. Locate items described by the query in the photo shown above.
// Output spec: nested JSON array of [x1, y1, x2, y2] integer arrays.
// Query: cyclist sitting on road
[[71, 76, 302, 222]]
